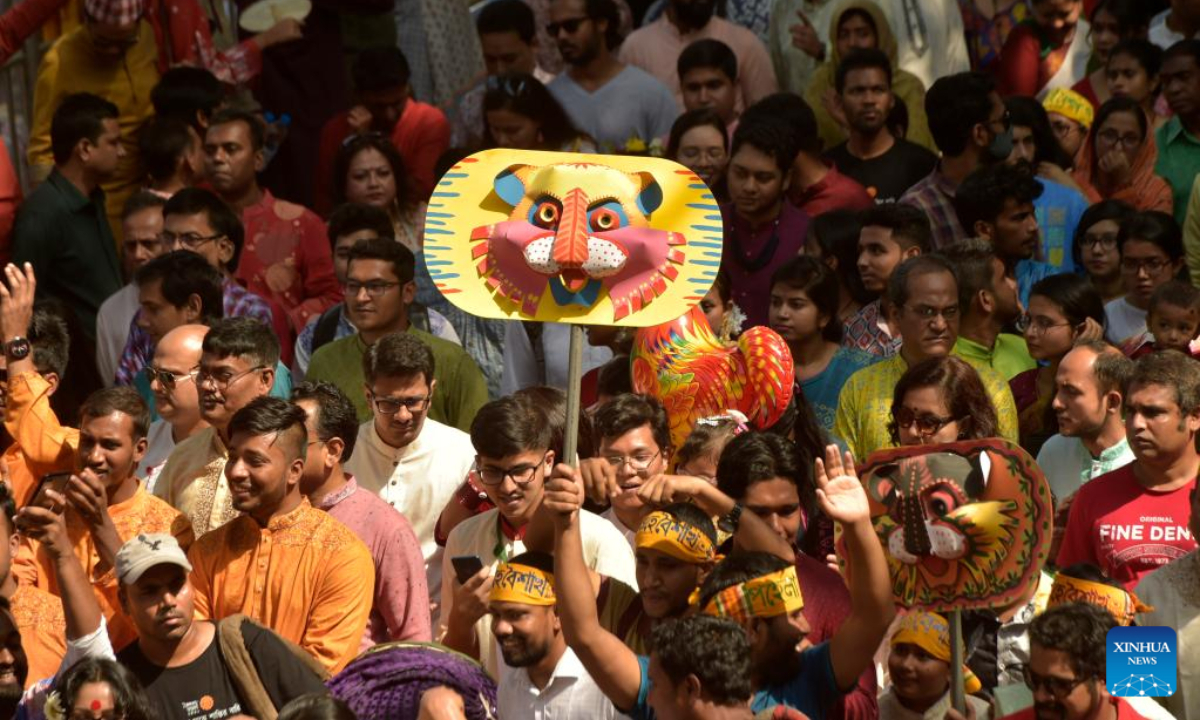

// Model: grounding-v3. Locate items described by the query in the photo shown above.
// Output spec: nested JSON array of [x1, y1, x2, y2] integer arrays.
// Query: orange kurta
[[187, 499, 374, 674], [3, 372, 78, 507], [13, 486, 193, 651], [11, 582, 66, 688]]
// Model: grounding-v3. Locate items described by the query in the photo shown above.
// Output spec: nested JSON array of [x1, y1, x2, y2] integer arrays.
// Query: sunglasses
[[546, 16, 589, 36], [145, 365, 200, 391]]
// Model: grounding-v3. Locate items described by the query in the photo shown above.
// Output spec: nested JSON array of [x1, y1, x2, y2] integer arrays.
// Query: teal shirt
[[799, 346, 877, 435], [134, 361, 293, 422], [12, 169, 122, 340], [953, 333, 1036, 382], [1155, 117, 1200, 225], [306, 329, 488, 431]]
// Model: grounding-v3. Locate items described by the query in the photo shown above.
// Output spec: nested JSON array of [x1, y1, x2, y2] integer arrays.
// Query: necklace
[[728, 215, 782, 273]]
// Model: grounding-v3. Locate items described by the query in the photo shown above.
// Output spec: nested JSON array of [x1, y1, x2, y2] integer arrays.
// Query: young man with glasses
[[306, 238, 486, 429], [154, 317, 279, 537], [439, 394, 634, 675], [834, 255, 1019, 460]]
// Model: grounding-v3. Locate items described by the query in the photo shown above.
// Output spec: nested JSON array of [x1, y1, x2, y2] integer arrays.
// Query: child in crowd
[[1126, 280, 1200, 358]]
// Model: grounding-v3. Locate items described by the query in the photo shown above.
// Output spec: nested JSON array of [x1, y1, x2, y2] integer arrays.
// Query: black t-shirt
[[825, 139, 938, 203], [117, 621, 327, 720]]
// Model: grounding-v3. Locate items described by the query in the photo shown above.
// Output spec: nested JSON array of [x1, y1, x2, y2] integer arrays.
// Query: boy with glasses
[[439, 394, 634, 675]]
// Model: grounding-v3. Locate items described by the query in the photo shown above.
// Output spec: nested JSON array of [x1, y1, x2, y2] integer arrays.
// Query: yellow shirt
[[188, 499, 375, 675], [832, 353, 1019, 462], [12, 582, 67, 688], [154, 427, 237, 538]]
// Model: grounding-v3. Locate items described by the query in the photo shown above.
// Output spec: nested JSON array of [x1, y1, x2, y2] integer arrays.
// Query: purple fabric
[[327, 642, 498, 720]]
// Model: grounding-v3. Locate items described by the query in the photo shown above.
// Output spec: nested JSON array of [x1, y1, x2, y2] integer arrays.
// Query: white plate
[[238, 0, 312, 33]]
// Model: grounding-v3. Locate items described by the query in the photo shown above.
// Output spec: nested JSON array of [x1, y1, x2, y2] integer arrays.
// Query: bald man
[[141, 324, 210, 491]]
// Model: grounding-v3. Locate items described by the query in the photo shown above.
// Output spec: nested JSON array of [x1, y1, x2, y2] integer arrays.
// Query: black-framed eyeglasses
[[476, 452, 549, 486], [546, 16, 589, 36], [343, 280, 401, 298], [894, 408, 957, 436], [1023, 666, 1090, 700], [146, 365, 200, 391], [160, 231, 224, 251], [486, 75, 528, 97], [603, 450, 661, 472], [369, 392, 431, 416], [1097, 129, 1143, 148], [1120, 257, 1171, 274], [1083, 232, 1118, 250], [197, 364, 266, 391]]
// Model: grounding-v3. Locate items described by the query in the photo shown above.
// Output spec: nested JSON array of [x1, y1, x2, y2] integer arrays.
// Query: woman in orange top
[[1072, 96, 1173, 212]]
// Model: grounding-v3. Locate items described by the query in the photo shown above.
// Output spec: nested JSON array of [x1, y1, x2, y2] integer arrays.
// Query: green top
[[12, 169, 122, 340], [1155, 116, 1200, 225], [306, 328, 489, 431], [953, 333, 1037, 382]]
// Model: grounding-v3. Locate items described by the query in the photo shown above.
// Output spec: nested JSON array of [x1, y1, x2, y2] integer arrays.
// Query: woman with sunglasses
[[887, 356, 999, 447], [482, 72, 595, 152], [1009, 274, 1106, 454], [1072, 96, 1173, 212], [332, 134, 425, 254]]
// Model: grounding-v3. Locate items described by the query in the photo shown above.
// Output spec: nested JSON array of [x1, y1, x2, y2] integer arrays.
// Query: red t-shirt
[[1001, 697, 1148, 720], [1056, 464, 1197, 589]]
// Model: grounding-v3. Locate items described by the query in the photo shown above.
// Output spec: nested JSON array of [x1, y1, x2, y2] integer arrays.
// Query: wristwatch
[[718, 503, 744, 534], [5, 336, 30, 361]]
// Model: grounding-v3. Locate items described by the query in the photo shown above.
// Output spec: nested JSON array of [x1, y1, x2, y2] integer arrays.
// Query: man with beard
[[186, 397, 374, 674], [997, 603, 1150, 720], [941, 239, 1033, 381], [901, 72, 1015, 250], [546, 0, 678, 152], [115, 532, 329, 719], [954, 163, 1059, 308], [618, 0, 777, 109], [1155, 41, 1200, 225], [440, 394, 633, 674], [491, 552, 630, 719], [825, 49, 936, 204], [1058, 350, 1200, 589]]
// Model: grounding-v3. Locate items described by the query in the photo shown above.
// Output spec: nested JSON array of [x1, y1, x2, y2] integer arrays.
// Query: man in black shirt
[[825, 49, 937, 204], [114, 533, 328, 720]]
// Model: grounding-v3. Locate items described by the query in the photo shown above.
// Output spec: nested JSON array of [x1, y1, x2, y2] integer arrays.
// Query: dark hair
[[836, 47, 892, 94], [1029, 603, 1115, 681], [80, 386, 151, 441], [30, 306, 70, 378], [332, 134, 414, 213], [352, 47, 411, 95], [151, 67, 222, 130], [1109, 38, 1164, 79], [134, 251, 225, 326], [362, 332, 436, 386], [1117, 210, 1184, 261], [512, 385, 596, 461], [278, 694, 358, 720], [1092, 97, 1149, 170], [50, 93, 119, 165], [483, 73, 587, 152], [810, 209, 871, 304], [937, 239, 1001, 315], [678, 38, 738, 83], [138, 116, 196, 184], [327, 203, 395, 247], [1127, 350, 1200, 415], [1163, 38, 1200, 68], [0, 483, 16, 536], [596, 354, 633, 401], [954, 163, 1044, 232], [346, 237, 416, 285], [1150, 280, 1200, 318], [202, 317, 281, 369], [228, 397, 308, 463], [163, 187, 245, 272], [860, 203, 932, 252], [697, 551, 793, 609], [584, 0, 623, 51], [1091, 0, 1151, 36], [1005, 95, 1073, 169], [1071, 200, 1136, 269], [1072, 341, 1135, 396], [770, 255, 842, 342], [649, 616, 752, 705], [667, 108, 729, 160], [677, 416, 741, 469], [887, 254, 957, 310], [925, 71, 996, 156], [593, 393, 672, 454], [507, 550, 556, 577], [54, 658, 155, 720], [208, 108, 265, 151], [470, 394, 553, 459], [740, 92, 819, 156], [291, 381, 360, 462], [476, 0, 536, 43], [715, 432, 804, 504], [661, 501, 718, 545], [730, 118, 801, 174], [888, 356, 999, 443], [1029, 274, 1107, 332], [122, 189, 166, 221]]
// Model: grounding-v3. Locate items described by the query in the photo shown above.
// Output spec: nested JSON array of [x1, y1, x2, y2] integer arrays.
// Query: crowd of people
[[0, 0, 1198, 718]]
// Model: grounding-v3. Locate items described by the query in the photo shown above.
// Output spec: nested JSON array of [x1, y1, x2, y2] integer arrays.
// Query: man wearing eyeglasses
[[138, 325, 208, 494], [438, 394, 634, 675], [834, 254, 1019, 461]]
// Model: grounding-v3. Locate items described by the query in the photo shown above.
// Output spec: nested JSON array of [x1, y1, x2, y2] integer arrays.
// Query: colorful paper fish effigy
[[424, 150, 720, 326], [845, 439, 1053, 611], [630, 306, 795, 450]]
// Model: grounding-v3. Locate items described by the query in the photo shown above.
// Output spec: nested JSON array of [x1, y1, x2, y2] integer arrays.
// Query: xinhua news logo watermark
[[1106, 626, 1177, 698]]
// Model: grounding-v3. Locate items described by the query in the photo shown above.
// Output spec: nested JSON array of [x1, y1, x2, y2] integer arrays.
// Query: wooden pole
[[950, 608, 966, 714], [562, 324, 585, 468]]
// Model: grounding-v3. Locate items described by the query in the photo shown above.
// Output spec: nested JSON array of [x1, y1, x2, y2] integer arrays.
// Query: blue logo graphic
[[1106, 626, 1177, 697]]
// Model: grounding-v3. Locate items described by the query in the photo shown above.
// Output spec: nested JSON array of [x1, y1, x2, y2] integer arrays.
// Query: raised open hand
[[814, 444, 869, 526]]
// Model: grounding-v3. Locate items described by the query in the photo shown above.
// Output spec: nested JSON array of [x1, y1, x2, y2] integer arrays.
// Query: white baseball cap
[[115, 533, 192, 584]]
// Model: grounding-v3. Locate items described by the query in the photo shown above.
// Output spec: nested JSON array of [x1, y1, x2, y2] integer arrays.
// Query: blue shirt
[[629, 642, 839, 720], [1033, 178, 1088, 272], [799, 347, 877, 435], [1016, 259, 1062, 308]]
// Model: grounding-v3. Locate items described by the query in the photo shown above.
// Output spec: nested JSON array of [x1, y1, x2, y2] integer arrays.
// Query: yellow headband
[[1047, 575, 1153, 626], [703, 565, 803, 622], [635, 511, 718, 565], [891, 611, 983, 694], [1043, 88, 1095, 129], [489, 562, 556, 606]]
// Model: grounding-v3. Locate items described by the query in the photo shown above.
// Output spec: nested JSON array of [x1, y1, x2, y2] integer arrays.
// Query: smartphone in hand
[[451, 555, 485, 584], [29, 472, 72, 510]]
